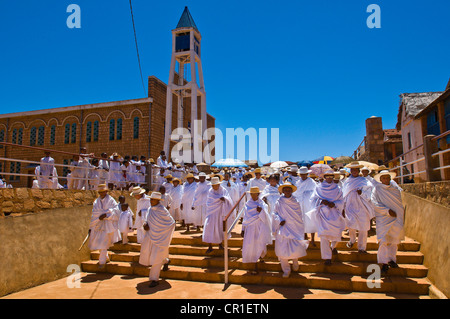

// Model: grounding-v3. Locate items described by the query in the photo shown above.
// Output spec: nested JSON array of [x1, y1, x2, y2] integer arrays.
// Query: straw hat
[[97, 184, 109, 192], [374, 170, 396, 183], [376, 165, 388, 172], [164, 174, 173, 179], [334, 172, 343, 181], [278, 182, 297, 193], [185, 173, 195, 179], [130, 186, 146, 196], [299, 166, 311, 175], [247, 186, 262, 194], [149, 192, 163, 201], [210, 174, 224, 182], [323, 170, 335, 178], [253, 168, 262, 174], [347, 161, 364, 169], [172, 178, 181, 184], [210, 176, 221, 186]]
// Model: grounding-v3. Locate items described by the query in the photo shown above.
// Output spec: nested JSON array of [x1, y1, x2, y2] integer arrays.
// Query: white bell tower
[[163, 7, 207, 163]]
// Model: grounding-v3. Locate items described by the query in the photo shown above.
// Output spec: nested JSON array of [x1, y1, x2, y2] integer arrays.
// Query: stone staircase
[[81, 224, 431, 297]]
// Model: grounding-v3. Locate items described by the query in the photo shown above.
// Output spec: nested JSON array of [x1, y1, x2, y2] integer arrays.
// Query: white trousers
[[349, 229, 368, 251], [280, 258, 298, 275], [148, 258, 169, 281], [122, 232, 129, 244], [377, 242, 398, 264], [320, 239, 337, 260], [99, 249, 109, 265]]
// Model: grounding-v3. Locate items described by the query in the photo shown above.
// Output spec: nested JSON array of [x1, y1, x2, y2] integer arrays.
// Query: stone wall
[[401, 181, 450, 208], [0, 188, 137, 297], [0, 188, 136, 217], [402, 192, 450, 298]]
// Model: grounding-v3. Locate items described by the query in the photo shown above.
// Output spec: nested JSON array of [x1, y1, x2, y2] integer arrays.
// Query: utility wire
[[129, 0, 146, 96]]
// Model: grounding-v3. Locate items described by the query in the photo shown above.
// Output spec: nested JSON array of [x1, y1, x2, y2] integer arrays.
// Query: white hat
[[323, 170, 335, 177], [299, 166, 311, 175], [210, 176, 221, 185], [361, 166, 371, 172], [149, 192, 163, 201], [247, 186, 262, 194], [97, 184, 109, 192], [130, 186, 146, 196], [198, 172, 207, 177], [347, 161, 364, 169], [374, 170, 396, 183], [290, 165, 298, 172]]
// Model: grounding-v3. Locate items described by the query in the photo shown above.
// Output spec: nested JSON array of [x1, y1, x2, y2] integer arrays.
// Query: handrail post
[[223, 220, 229, 284], [423, 134, 441, 181], [399, 157, 404, 184]]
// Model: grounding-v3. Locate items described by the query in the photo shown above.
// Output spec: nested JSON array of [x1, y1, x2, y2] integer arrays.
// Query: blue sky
[[0, 1, 449, 164]]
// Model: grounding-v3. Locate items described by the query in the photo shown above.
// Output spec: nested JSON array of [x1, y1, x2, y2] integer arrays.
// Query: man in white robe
[[191, 172, 210, 229], [88, 184, 118, 269], [131, 186, 151, 244], [118, 202, 134, 244], [294, 167, 318, 244], [98, 153, 110, 186], [342, 162, 375, 253], [273, 182, 309, 278], [308, 170, 346, 265], [247, 168, 267, 194], [202, 177, 234, 253], [108, 153, 122, 190], [241, 187, 272, 274], [139, 192, 175, 288], [168, 178, 183, 223], [180, 174, 197, 231], [38, 151, 55, 189], [221, 172, 240, 208], [371, 170, 405, 275], [261, 175, 281, 239]]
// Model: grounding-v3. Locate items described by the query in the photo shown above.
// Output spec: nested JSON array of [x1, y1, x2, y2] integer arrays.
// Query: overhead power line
[[129, 0, 147, 96]]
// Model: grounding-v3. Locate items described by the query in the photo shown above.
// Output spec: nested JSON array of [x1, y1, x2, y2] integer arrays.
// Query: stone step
[[90, 251, 429, 278], [80, 260, 431, 295], [124, 234, 421, 252]]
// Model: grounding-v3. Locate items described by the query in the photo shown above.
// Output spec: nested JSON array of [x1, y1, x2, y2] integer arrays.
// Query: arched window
[[50, 125, 56, 145], [133, 117, 139, 139], [93, 121, 99, 142], [71, 123, 77, 144], [116, 118, 122, 140], [37, 126, 45, 146], [30, 127, 37, 146], [18, 128, 23, 145], [64, 124, 70, 144], [11, 129, 17, 144], [86, 121, 92, 143], [0, 129, 4, 149], [109, 119, 115, 140]]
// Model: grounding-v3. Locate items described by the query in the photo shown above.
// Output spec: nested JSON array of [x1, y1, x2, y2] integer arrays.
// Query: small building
[[414, 78, 450, 180], [395, 91, 444, 182]]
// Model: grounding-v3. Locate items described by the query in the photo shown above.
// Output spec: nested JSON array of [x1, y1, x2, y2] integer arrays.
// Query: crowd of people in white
[[86, 151, 405, 287]]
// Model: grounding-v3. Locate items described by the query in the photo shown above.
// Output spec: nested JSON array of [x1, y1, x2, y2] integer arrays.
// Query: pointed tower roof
[[176, 6, 198, 31]]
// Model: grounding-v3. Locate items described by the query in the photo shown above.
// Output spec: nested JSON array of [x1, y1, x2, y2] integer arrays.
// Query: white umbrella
[[310, 164, 332, 177], [211, 158, 248, 168], [270, 161, 289, 169]]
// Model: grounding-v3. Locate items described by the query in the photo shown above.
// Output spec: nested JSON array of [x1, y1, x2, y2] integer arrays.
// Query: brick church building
[[0, 7, 215, 187]]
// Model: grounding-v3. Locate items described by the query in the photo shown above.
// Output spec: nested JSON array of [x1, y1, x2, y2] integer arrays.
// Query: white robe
[[308, 181, 346, 242], [169, 185, 183, 220], [192, 181, 210, 226], [248, 178, 267, 193], [88, 195, 118, 250], [371, 182, 405, 245], [181, 181, 197, 224], [108, 160, 122, 185], [242, 198, 273, 263], [202, 186, 234, 244], [118, 208, 134, 234], [273, 196, 309, 260], [294, 177, 317, 233], [139, 203, 175, 266], [342, 176, 374, 231], [133, 194, 151, 244]]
